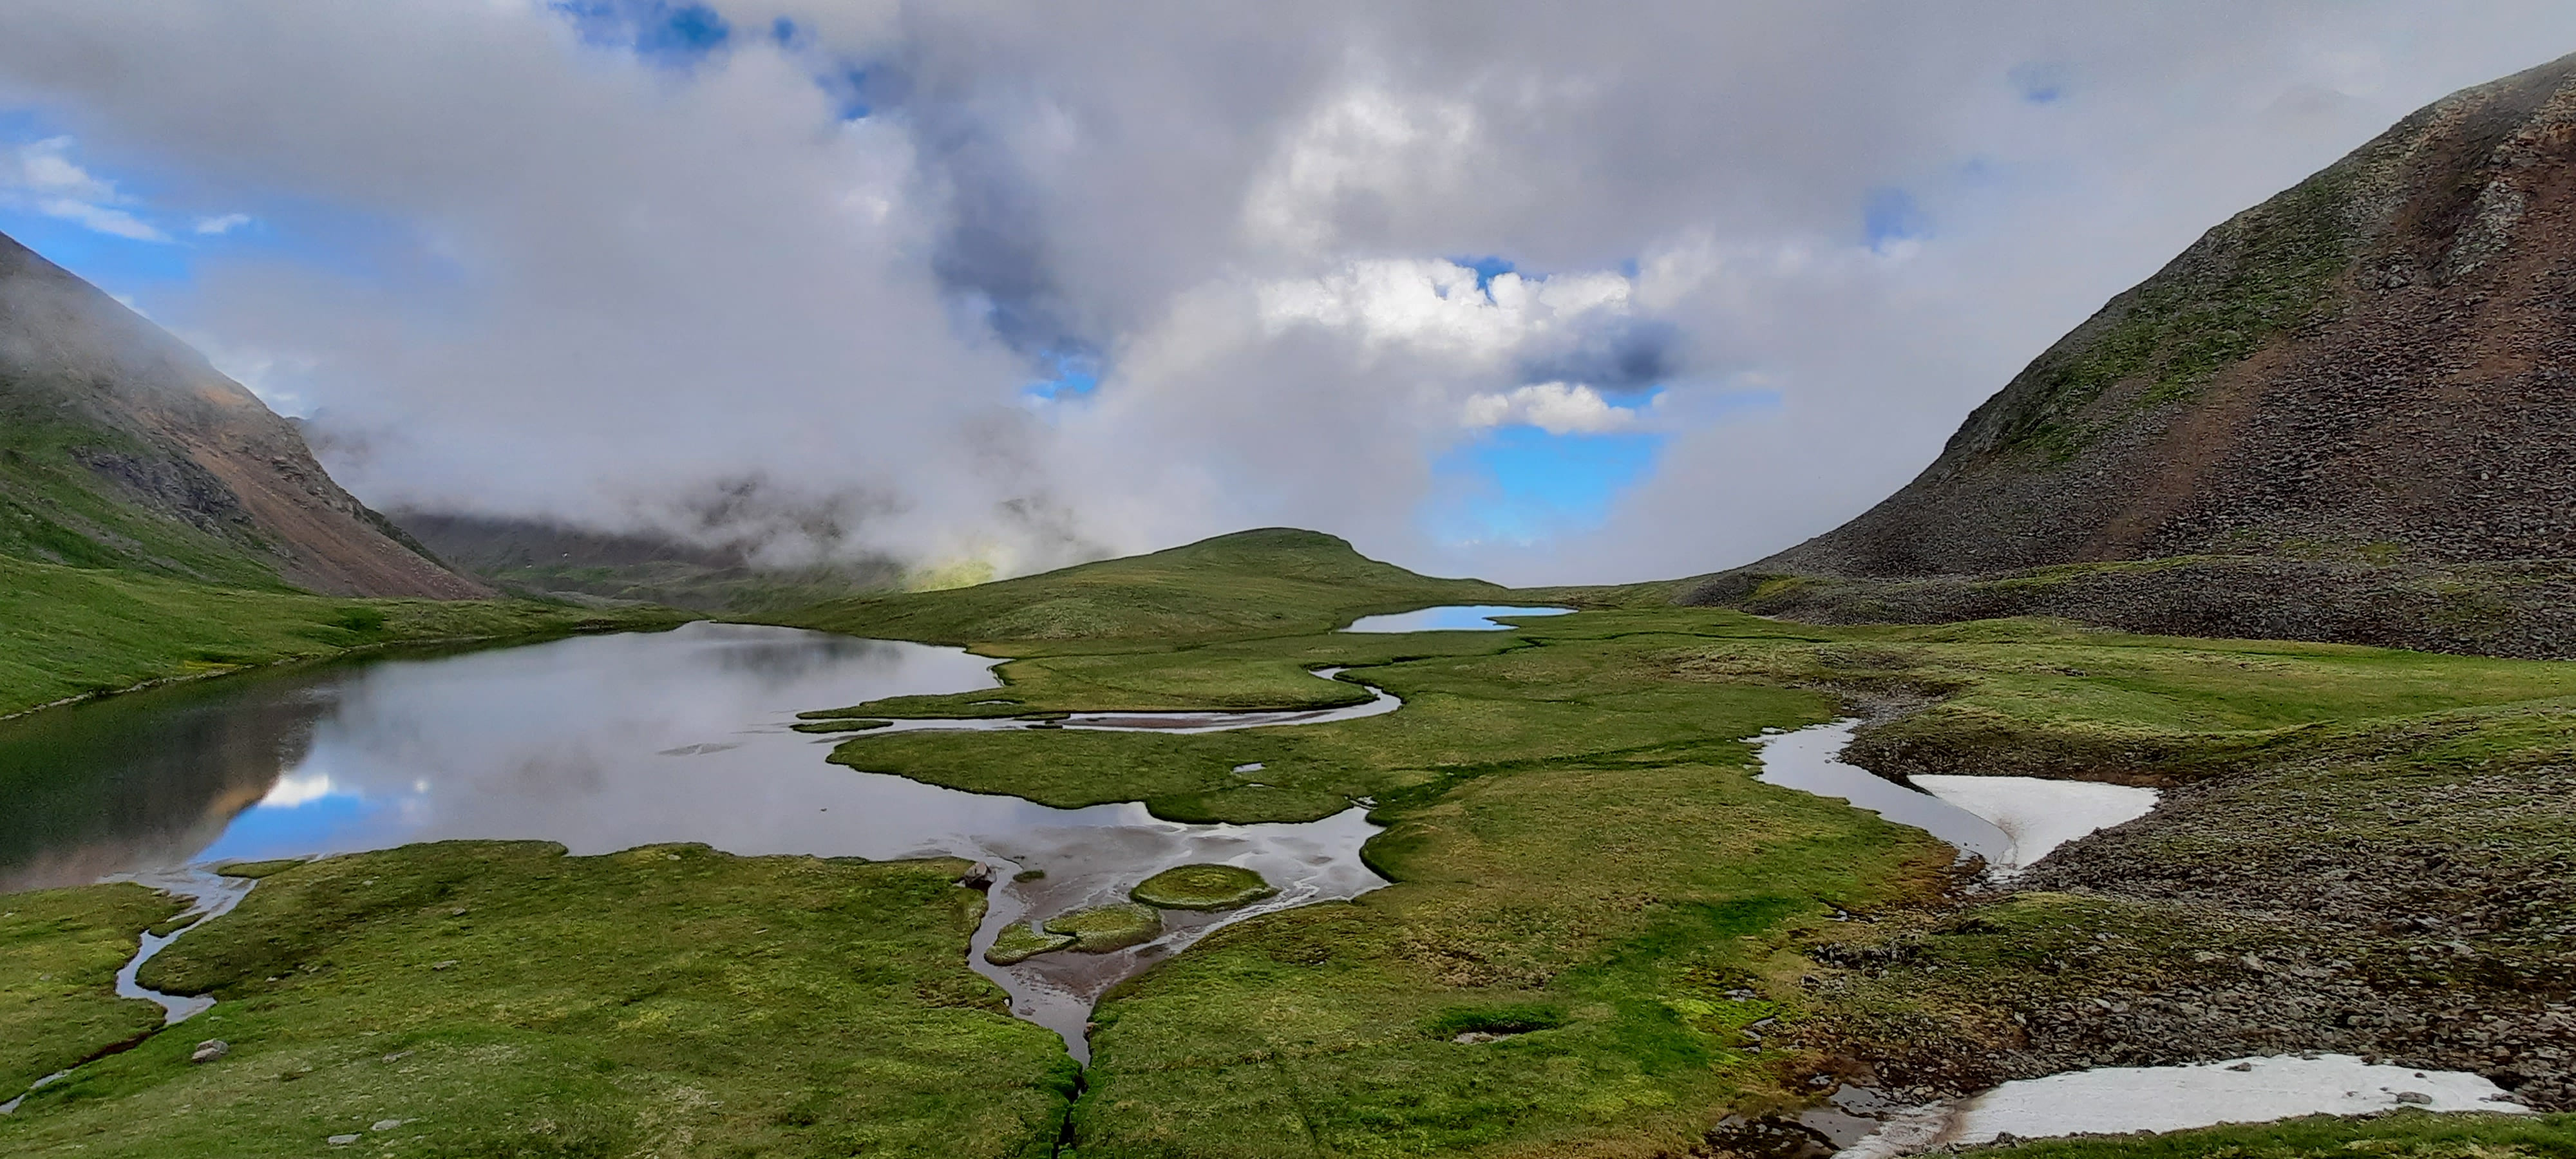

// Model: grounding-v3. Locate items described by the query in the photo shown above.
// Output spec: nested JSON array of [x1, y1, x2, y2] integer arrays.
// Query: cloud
[[1462, 383, 1639, 435], [194, 212, 251, 234], [35, 196, 167, 240], [2, 135, 170, 240], [5, 3, 2576, 585]]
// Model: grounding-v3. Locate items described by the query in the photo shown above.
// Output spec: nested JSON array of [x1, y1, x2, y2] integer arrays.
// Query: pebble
[[189, 1040, 229, 1064], [327, 1134, 360, 1146], [372, 1118, 405, 1131]]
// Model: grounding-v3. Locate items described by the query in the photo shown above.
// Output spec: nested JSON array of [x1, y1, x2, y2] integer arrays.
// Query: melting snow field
[[1837, 1055, 2529, 1158], [1909, 774, 2160, 874]]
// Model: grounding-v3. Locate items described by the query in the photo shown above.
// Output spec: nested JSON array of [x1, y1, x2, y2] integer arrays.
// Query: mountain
[[391, 508, 902, 612], [1690, 52, 2576, 657], [0, 230, 484, 598]]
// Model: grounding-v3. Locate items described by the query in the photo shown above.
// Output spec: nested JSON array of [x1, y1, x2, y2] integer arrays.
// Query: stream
[[0, 621, 1412, 1063]]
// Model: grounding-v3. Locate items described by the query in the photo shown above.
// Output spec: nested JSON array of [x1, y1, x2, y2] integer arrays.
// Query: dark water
[[0, 622, 1387, 1059]]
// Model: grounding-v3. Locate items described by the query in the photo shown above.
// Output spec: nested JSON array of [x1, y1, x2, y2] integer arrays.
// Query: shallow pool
[[1340, 605, 1571, 632]]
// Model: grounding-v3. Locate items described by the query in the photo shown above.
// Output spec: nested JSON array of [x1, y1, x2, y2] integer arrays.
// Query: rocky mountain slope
[[0, 230, 483, 598], [1692, 52, 2576, 655]]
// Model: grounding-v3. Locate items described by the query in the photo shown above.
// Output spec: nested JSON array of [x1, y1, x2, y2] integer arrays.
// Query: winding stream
[[0, 621, 1403, 1061]]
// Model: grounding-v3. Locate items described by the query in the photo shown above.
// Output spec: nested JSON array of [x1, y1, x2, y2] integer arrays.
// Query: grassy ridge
[[0, 843, 1073, 1158], [0, 553, 693, 718], [776, 528, 1515, 645]]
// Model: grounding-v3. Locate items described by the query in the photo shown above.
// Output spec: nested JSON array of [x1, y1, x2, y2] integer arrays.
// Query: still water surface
[[1340, 605, 1571, 632], [0, 623, 1390, 1059]]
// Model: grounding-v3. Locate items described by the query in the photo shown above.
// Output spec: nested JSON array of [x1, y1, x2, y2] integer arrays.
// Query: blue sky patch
[[194, 791, 384, 865], [1452, 255, 1517, 298], [2009, 62, 2069, 104], [1864, 187, 1929, 251], [1426, 426, 1664, 544], [1023, 346, 1101, 401], [0, 207, 193, 290], [553, 1, 730, 65]]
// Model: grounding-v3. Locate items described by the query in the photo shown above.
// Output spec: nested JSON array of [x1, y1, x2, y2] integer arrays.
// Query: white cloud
[[194, 212, 252, 234], [256, 772, 341, 807], [1461, 382, 1639, 435], [35, 196, 167, 241], [6, 3, 2576, 585], [2, 136, 171, 240]]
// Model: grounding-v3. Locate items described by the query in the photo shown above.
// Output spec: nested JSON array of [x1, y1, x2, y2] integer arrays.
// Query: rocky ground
[[1795, 707, 2576, 1114], [1700, 556, 2576, 661]]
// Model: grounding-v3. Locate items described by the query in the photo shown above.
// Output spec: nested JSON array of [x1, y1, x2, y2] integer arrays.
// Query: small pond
[[0, 623, 1392, 1060], [1340, 605, 1571, 632]]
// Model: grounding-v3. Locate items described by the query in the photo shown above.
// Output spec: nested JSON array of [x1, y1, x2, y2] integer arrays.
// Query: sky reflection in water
[[1340, 605, 1572, 632]]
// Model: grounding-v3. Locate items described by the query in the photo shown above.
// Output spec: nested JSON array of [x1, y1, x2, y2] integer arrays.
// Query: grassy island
[[1130, 863, 1277, 911]]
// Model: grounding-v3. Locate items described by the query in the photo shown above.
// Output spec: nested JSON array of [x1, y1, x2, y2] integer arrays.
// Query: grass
[[0, 884, 188, 1097], [987, 923, 1077, 965], [17, 532, 2576, 1153], [0, 842, 1074, 1158], [0, 552, 694, 719], [1047, 903, 1164, 953], [798, 598, 2576, 1154], [777, 527, 1516, 645], [0, 391, 289, 590], [1130, 865, 1276, 912]]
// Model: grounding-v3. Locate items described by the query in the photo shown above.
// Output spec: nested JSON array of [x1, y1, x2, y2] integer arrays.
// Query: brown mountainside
[[0, 230, 486, 599], [1693, 52, 2576, 656]]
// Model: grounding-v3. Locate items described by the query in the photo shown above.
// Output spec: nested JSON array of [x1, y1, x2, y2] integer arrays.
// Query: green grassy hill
[[0, 553, 688, 719], [777, 527, 1519, 645]]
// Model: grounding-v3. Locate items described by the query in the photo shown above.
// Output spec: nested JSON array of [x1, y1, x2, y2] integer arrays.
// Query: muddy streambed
[[1752, 721, 2521, 1154], [0, 622, 1397, 1061]]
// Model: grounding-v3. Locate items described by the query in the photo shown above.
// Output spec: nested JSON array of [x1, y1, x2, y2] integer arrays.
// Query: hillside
[[1694, 52, 2576, 655], [0, 552, 687, 719], [392, 508, 902, 612], [774, 527, 1513, 645], [0, 230, 484, 598]]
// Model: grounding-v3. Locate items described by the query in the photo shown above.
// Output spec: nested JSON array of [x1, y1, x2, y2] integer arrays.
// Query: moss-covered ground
[[0, 842, 1073, 1158], [989, 923, 1079, 965], [0, 883, 188, 1097], [1048, 903, 1164, 953], [14, 531, 2576, 1154], [806, 604, 2576, 1154], [1131, 865, 1276, 911], [0, 552, 693, 719]]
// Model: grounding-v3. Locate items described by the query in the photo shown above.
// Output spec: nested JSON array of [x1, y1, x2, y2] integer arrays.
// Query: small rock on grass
[[327, 1135, 361, 1146], [189, 1040, 228, 1064]]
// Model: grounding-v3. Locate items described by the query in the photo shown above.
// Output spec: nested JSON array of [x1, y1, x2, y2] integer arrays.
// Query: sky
[[2, 3, 2573, 585]]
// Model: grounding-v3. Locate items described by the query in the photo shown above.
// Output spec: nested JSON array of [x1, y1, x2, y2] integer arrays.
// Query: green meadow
[[6, 532, 2574, 1156]]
